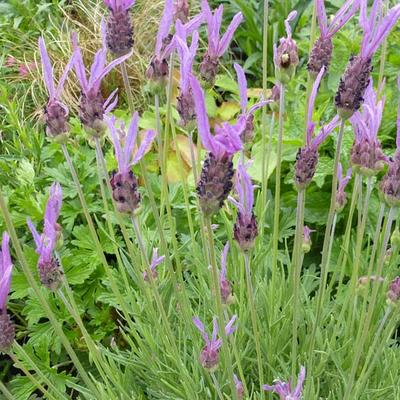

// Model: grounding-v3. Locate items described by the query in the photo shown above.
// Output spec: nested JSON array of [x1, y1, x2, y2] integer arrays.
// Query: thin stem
[[0, 380, 13, 400], [120, 61, 135, 112], [291, 189, 305, 377], [0, 191, 100, 397], [272, 84, 285, 279], [211, 372, 225, 400], [343, 207, 396, 400], [244, 253, 265, 399], [260, 0, 269, 235], [205, 218, 238, 400]]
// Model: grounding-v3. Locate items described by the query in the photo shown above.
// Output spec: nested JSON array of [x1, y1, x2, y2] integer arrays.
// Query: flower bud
[[44, 101, 69, 143], [275, 38, 299, 84], [335, 55, 372, 120], [233, 212, 258, 252], [200, 345, 220, 371], [106, 9, 134, 57], [199, 53, 219, 86], [307, 37, 333, 77], [380, 158, 400, 207], [350, 139, 386, 176], [387, 276, 400, 304], [294, 147, 318, 190], [0, 312, 15, 353], [391, 228, 400, 247], [176, 89, 196, 127], [39, 257, 63, 291], [110, 170, 141, 214], [79, 90, 107, 137]]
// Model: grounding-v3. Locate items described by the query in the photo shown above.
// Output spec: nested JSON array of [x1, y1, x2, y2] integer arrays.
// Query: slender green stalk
[[343, 207, 396, 400], [120, 61, 135, 112], [271, 83, 285, 276], [291, 189, 305, 377], [244, 253, 265, 399], [205, 218, 238, 400], [0, 191, 100, 397], [211, 372, 225, 400], [0, 380, 13, 400], [260, 0, 269, 233]]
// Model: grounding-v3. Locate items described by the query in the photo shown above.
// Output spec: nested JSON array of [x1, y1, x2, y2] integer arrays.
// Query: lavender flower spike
[[335, 1, 400, 119], [229, 162, 258, 251], [233, 374, 244, 400], [175, 21, 199, 126], [107, 114, 157, 214], [38, 37, 74, 141], [191, 75, 243, 216], [143, 248, 165, 282], [336, 163, 352, 211], [199, 0, 243, 85], [174, 0, 189, 23], [72, 24, 131, 136], [349, 80, 386, 176], [192, 315, 237, 371], [263, 366, 306, 400], [234, 63, 270, 143], [219, 243, 233, 304], [27, 183, 63, 291], [0, 232, 15, 353], [380, 75, 400, 207], [104, 0, 135, 57], [308, 0, 360, 75], [274, 10, 299, 84], [295, 67, 340, 190]]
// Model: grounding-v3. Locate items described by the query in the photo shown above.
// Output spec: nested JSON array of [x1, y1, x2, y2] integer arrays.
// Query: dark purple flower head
[[230, 162, 258, 251], [0, 233, 13, 312], [104, 0, 135, 57], [38, 37, 74, 141], [388, 276, 400, 304], [219, 243, 233, 304], [234, 63, 270, 143], [27, 183, 63, 291], [308, 0, 360, 75], [274, 11, 299, 84], [349, 81, 387, 176], [335, 1, 400, 119], [106, 114, 157, 213], [233, 374, 244, 399], [192, 315, 237, 371], [263, 366, 306, 400], [175, 21, 199, 126], [72, 23, 131, 134], [143, 248, 165, 282], [336, 162, 352, 211], [199, 0, 243, 85], [295, 67, 340, 190]]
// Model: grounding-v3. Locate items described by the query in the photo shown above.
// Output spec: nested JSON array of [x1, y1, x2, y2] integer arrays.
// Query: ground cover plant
[[1, 0, 400, 399]]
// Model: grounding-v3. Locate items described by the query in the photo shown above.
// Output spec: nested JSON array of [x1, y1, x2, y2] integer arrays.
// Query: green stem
[[205, 218, 238, 400], [0, 191, 100, 397], [0, 380, 13, 400], [244, 253, 265, 399], [343, 207, 396, 400], [120, 61, 135, 112], [291, 189, 305, 377]]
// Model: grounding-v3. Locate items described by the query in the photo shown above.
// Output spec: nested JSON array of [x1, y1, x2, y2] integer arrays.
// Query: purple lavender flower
[[302, 226, 315, 253], [274, 10, 299, 84], [146, 0, 203, 84], [335, 1, 400, 119], [380, 75, 400, 207], [72, 24, 131, 135], [349, 80, 387, 176], [143, 248, 165, 282], [294, 67, 340, 190], [199, 0, 243, 85], [192, 315, 237, 371], [263, 366, 306, 400], [229, 162, 258, 252], [308, 0, 360, 76], [233, 374, 244, 400], [191, 75, 244, 216], [234, 63, 270, 143], [219, 243, 233, 304], [336, 163, 352, 211], [38, 37, 74, 141], [388, 276, 400, 304], [175, 21, 199, 127], [104, 0, 135, 57], [107, 113, 157, 214], [0, 232, 15, 353], [27, 183, 63, 291], [174, 0, 189, 23]]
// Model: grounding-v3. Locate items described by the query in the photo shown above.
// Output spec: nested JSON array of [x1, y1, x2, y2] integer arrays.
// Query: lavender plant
[[2, 0, 400, 399]]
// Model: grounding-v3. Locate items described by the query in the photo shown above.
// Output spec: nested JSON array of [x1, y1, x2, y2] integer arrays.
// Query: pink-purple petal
[[234, 63, 248, 113], [217, 12, 243, 57], [132, 129, 157, 165], [38, 37, 56, 99]]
